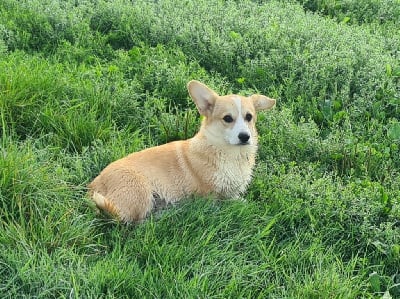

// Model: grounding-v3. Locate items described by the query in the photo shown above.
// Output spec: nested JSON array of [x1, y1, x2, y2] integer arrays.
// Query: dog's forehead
[[215, 95, 255, 113]]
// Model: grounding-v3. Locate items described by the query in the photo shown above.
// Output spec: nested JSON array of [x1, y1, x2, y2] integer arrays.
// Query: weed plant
[[298, 0, 400, 26], [0, 0, 399, 297]]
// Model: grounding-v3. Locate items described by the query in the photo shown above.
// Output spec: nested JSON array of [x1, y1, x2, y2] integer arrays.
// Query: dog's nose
[[238, 132, 250, 144]]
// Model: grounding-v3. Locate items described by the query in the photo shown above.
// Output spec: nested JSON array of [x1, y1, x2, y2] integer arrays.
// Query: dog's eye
[[223, 115, 234, 123], [245, 113, 253, 122]]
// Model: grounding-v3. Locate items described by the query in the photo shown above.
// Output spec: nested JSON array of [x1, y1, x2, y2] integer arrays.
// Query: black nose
[[238, 132, 250, 144]]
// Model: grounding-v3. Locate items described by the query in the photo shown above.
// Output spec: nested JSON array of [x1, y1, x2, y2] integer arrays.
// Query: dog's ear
[[187, 80, 219, 116], [250, 95, 276, 111]]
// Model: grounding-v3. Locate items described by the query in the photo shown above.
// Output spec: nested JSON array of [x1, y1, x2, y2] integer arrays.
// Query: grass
[[0, 0, 399, 297]]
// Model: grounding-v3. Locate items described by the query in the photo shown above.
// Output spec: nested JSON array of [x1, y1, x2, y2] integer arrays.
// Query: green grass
[[0, 0, 399, 297]]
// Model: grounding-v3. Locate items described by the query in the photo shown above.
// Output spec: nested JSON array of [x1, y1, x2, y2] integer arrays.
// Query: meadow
[[0, 0, 399, 297]]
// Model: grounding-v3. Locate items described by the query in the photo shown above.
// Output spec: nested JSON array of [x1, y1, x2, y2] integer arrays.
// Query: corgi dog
[[88, 80, 276, 222]]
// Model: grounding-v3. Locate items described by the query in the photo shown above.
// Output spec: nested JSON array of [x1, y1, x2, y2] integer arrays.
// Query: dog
[[88, 80, 276, 222]]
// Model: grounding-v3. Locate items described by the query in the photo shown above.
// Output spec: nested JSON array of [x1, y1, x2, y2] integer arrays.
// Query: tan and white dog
[[88, 80, 276, 222]]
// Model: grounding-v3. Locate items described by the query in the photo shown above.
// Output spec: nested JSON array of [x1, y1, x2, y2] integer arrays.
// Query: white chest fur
[[211, 148, 255, 198]]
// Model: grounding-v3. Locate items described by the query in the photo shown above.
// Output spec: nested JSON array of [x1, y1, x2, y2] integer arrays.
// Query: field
[[0, 0, 399, 297]]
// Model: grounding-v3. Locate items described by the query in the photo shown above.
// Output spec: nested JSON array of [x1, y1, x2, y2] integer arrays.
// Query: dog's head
[[188, 80, 276, 146]]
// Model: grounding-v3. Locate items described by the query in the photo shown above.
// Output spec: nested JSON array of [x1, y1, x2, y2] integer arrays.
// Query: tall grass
[[0, 0, 399, 297]]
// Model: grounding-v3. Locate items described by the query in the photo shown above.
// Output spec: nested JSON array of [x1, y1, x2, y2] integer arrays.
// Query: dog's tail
[[91, 191, 120, 219]]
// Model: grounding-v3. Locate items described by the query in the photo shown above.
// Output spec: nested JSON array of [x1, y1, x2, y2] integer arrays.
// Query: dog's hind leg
[[89, 167, 154, 222]]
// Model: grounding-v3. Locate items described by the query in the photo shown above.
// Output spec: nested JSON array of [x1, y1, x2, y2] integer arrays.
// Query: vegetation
[[0, 0, 399, 297]]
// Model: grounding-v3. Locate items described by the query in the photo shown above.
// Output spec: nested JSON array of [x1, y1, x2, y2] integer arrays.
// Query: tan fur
[[88, 80, 276, 222]]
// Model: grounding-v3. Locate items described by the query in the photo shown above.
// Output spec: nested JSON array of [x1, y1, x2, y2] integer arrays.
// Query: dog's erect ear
[[187, 80, 219, 116], [250, 95, 276, 111]]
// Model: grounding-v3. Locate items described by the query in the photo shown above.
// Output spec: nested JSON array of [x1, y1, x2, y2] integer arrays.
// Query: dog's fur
[[88, 80, 276, 222]]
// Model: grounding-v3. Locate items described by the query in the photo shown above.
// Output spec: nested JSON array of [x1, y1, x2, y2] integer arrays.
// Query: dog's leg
[[89, 168, 153, 222]]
